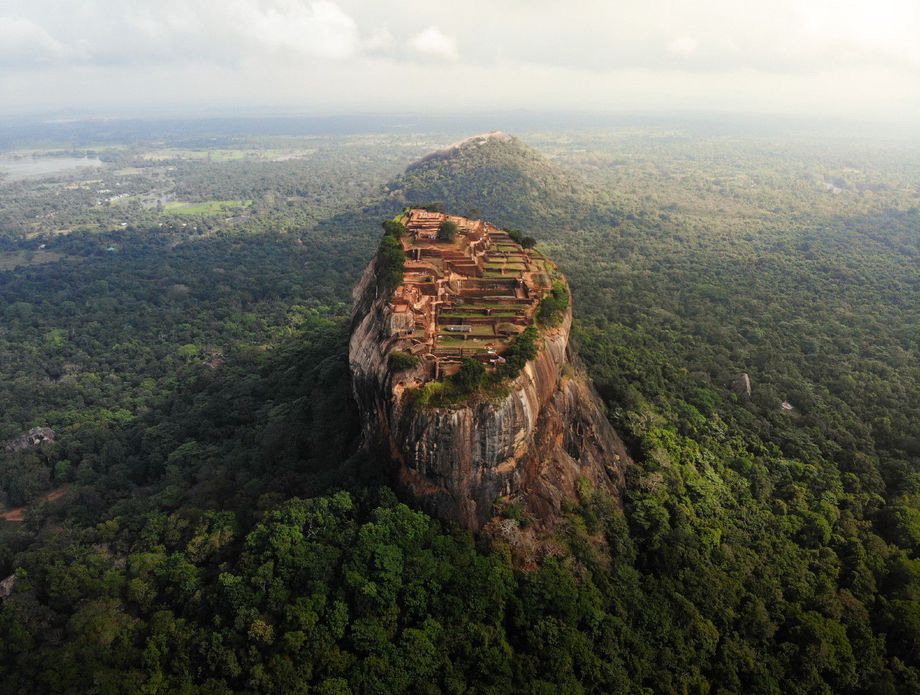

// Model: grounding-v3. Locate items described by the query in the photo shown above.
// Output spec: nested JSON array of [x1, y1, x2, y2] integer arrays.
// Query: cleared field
[[140, 148, 316, 162], [141, 149, 248, 162], [163, 199, 252, 216], [0, 249, 66, 270]]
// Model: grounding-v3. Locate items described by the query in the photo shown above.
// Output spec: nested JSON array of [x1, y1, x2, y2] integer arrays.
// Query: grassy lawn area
[[0, 249, 66, 271], [163, 199, 253, 216], [440, 309, 520, 318], [435, 336, 507, 349], [438, 325, 495, 337], [440, 310, 485, 318], [455, 302, 523, 311]]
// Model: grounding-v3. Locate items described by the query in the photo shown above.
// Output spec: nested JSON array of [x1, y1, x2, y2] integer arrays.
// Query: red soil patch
[[1, 485, 69, 522]]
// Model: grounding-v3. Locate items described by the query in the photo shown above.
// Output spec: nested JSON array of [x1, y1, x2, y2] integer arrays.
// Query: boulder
[[732, 373, 752, 399], [0, 574, 16, 599], [4, 427, 55, 453]]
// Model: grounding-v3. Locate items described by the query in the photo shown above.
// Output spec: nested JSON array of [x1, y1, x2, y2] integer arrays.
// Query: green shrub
[[388, 350, 419, 372], [382, 219, 407, 239], [504, 228, 536, 249], [537, 281, 568, 327], [500, 499, 527, 524], [437, 220, 458, 242], [409, 380, 457, 408], [375, 233, 405, 295], [452, 358, 485, 393], [497, 326, 539, 380]]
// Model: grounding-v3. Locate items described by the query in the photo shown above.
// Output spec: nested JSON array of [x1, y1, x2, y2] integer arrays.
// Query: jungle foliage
[[0, 127, 917, 694]]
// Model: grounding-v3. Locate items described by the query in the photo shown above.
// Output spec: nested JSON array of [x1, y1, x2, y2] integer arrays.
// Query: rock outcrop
[[0, 574, 16, 600], [732, 372, 752, 399], [4, 427, 55, 453], [349, 257, 629, 531]]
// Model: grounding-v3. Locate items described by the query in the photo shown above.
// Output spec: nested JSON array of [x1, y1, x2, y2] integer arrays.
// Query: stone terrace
[[389, 208, 556, 380]]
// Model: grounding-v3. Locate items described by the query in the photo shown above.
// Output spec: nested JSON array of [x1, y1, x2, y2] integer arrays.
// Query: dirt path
[[1, 486, 69, 522]]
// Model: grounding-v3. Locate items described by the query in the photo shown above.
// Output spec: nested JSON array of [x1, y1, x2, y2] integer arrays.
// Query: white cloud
[[0, 16, 70, 64], [667, 36, 698, 57], [232, 0, 361, 60], [407, 26, 458, 61], [363, 27, 394, 53], [1, 1, 371, 67], [0, 1, 919, 121]]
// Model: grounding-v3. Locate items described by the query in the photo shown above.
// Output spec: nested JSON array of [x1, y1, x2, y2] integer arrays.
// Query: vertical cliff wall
[[349, 257, 630, 531]]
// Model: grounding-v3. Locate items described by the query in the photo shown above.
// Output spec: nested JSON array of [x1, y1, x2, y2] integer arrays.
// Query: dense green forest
[[0, 128, 917, 693]]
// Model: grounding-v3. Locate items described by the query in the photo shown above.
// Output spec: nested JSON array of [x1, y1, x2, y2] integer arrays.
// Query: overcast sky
[[2, 0, 919, 122]]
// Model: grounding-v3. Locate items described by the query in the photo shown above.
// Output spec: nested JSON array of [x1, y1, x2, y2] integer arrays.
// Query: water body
[[0, 156, 103, 182]]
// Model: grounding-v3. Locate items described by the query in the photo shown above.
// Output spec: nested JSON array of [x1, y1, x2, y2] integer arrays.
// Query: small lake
[[0, 156, 104, 182]]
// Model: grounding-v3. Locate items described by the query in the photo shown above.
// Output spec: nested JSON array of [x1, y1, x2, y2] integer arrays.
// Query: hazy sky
[[2, 0, 919, 121]]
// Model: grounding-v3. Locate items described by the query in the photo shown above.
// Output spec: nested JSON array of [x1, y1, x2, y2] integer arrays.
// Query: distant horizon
[[2, 108, 920, 149]]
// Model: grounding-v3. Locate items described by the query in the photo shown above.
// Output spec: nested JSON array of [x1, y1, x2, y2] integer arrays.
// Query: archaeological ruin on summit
[[386, 208, 557, 381]]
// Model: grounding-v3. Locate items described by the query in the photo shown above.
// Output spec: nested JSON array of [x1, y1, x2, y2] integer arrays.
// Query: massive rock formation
[[349, 253, 629, 531]]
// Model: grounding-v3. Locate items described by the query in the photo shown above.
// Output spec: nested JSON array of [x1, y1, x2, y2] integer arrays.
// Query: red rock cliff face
[[349, 258, 629, 530]]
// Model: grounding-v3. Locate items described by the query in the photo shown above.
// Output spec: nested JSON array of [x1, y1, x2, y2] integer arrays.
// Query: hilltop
[[384, 132, 606, 229]]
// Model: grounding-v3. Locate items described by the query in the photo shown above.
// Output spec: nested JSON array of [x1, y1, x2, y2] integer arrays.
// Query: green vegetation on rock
[[388, 350, 419, 371], [436, 219, 457, 242], [375, 229, 405, 296], [452, 357, 486, 393], [381, 219, 407, 239], [537, 280, 569, 327], [496, 326, 539, 380]]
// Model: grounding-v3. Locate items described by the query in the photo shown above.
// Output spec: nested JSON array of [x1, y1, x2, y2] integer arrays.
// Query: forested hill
[[0, 131, 917, 693], [384, 131, 620, 228]]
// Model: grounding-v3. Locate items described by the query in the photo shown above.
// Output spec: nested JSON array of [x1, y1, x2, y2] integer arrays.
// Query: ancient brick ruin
[[390, 208, 556, 380]]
